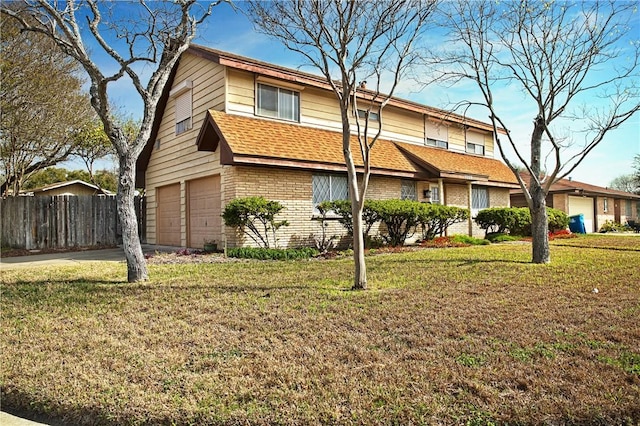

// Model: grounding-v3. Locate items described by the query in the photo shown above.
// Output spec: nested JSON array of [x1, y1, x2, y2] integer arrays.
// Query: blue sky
[[68, 1, 639, 188]]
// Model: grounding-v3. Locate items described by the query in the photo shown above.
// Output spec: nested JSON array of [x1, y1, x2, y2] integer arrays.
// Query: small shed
[[26, 180, 114, 197]]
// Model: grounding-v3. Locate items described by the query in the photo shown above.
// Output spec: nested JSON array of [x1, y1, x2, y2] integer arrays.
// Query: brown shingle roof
[[202, 110, 518, 185], [207, 110, 418, 174], [516, 172, 640, 199], [395, 141, 518, 184]]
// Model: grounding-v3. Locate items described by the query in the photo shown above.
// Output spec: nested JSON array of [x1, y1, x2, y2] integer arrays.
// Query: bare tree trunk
[[118, 151, 148, 282], [351, 197, 367, 290], [530, 185, 550, 264], [528, 118, 550, 264]]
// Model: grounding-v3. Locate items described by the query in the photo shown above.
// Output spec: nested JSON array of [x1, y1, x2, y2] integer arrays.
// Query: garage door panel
[[156, 184, 181, 246], [568, 196, 595, 233], [188, 175, 221, 248]]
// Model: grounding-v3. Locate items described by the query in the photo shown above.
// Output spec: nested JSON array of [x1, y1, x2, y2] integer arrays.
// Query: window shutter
[[175, 90, 192, 124], [426, 121, 448, 142], [467, 131, 484, 145]]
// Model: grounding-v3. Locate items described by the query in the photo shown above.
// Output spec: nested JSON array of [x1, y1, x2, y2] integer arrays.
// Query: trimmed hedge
[[226, 247, 319, 260], [320, 199, 470, 246], [418, 204, 469, 240], [367, 199, 423, 246], [222, 197, 288, 248], [475, 207, 568, 236]]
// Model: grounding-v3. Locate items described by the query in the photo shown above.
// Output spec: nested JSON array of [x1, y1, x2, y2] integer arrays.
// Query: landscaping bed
[[1, 240, 639, 425]]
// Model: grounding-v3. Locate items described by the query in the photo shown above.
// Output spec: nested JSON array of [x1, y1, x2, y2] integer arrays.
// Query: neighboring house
[[25, 180, 114, 197], [510, 174, 640, 233], [136, 45, 519, 249]]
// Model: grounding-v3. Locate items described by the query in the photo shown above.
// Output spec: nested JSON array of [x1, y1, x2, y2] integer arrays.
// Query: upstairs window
[[472, 186, 489, 211], [466, 131, 485, 155], [401, 180, 417, 200], [257, 83, 300, 122], [357, 108, 380, 122], [425, 120, 448, 149], [312, 174, 348, 206], [170, 80, 193, 135]]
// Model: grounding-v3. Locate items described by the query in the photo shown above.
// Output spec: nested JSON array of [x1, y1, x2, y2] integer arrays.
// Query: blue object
[[568, 214, 586, 234]]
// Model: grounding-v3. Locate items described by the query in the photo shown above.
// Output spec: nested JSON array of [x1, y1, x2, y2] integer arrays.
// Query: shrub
[[475, 207, 531, 236], [312, 203, 339, 253], [417, 204, 469, 240], [450, 234, 490, 245], [318, 199, 380, 238], [222, 197, 288, 248], [598, 220, 627, 233], [486, 233, 521, 243], [367, 199, 423, 246], [547, 208, 570, 233], [226, 247, 319, 260], [475, 207, 568, 236]]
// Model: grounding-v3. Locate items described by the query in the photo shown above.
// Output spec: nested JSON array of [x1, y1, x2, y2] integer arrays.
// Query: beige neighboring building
[[511, 174, 640, 233], [136, 45, 519, 249]]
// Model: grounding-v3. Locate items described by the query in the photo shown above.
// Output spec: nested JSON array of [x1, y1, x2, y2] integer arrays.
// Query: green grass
[[2, 241, 639, 425]]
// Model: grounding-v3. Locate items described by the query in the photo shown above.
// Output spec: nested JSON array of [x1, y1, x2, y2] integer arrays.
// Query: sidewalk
[[0, 245, 178, 270], [0, 412, 51, 426]]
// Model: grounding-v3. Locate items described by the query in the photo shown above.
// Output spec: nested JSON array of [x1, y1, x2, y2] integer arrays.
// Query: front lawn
[[551, 233, 640, 251], [1, 242, 639, 425]]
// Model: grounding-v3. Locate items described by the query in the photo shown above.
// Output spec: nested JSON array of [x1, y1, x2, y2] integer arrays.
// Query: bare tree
[[2, 0, 221, 281], [247, 0, 435, 289], [609, 175, 639, 194], [433, 0, 640, 263], [73, 118, 138, 193], [0, 8, 94, 196]]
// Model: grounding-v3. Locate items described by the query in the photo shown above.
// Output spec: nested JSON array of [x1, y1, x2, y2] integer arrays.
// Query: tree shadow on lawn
[[8, 278, 342, 297], [378, 256, 532, 267]]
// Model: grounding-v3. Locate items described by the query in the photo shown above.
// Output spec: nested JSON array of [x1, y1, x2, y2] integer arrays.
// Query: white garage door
[[568, 196, 595, 233], [187, 175, 221, 249]]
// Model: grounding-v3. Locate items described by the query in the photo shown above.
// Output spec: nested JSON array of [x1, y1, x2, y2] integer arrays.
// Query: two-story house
[[136, 45, 519, 249]]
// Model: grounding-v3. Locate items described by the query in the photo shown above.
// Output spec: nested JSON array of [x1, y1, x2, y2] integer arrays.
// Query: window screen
[[257, 83, 300, 121]]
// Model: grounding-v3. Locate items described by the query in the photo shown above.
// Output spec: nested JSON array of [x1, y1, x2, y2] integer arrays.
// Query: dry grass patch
[[1, 242, 639, 425]]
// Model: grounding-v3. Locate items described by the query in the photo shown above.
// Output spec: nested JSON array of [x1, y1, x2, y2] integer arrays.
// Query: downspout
[[468, 182, 473, 236], [439, 178, 446, 236]]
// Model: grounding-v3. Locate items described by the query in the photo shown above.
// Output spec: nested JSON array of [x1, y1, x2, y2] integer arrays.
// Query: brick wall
[[223, 166, 514, 247]]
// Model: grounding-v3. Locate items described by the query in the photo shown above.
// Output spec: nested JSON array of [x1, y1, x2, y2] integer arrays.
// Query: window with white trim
[[603, 197, 608, 213], [472, 186, 489, 211], [430, 184, 440, 204], [425, 120, 448, 148], [401, 180, 417, 200], [466, 131, 485, 155], [171, 80, 193, 135], [312, 174, 348, 206], [257, 83, 300, 121]]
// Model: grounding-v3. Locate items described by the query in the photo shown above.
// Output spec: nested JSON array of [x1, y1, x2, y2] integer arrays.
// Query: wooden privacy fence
[[0, 195, 145, 250]]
